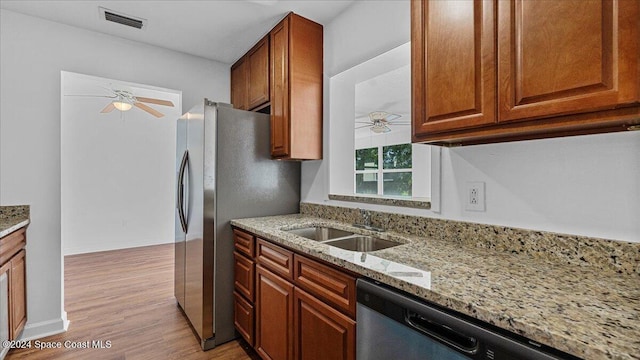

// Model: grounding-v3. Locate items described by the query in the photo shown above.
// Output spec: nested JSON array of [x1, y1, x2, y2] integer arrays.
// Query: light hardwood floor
[[7, 243, 258, 360]]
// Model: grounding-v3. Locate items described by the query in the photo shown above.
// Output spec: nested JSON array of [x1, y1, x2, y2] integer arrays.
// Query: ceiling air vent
[[99, 7, 146, 30]]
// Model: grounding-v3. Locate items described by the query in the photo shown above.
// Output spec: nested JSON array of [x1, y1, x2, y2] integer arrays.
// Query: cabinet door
[[9, 250, 26, 340], [288, 14, 323, 160], [0, 262, 10, 353], [294, 287, 355, 360], [234, 291, 255, 346], [270, 16, 290, 158], [412, 0, 496, 139], [248, 37, 270, 110], [256, 265, 294, 360], [231, 58, 249, 110], [497, 0, 640, 122]]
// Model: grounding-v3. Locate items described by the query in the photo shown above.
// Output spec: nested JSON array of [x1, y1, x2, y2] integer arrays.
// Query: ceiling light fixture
[[113, 101, 133, 111]]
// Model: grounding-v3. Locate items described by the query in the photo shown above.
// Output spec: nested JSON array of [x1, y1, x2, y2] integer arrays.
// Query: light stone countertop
[[231, 214, 640, 360], [0, 205, 30, 238]]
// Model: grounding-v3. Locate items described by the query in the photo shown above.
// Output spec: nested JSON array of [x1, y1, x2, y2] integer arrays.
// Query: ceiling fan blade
[[389, 123, 411, 125], [100, 102, 116, 113], [355, 121, 373, 124], [135, 97, 174, 107], [385, 114, 402, 121], [134, 102, 164, 118], [355, 125, 371, 129], [66, 94, 117, 98]]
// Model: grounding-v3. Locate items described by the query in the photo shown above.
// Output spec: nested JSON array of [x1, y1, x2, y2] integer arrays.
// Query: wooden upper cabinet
[[412, 0, 496, 139], [270, 17, 290, 158], [498, 0, 640, 122], [411, 0, 640, 145], [231, 58, 248, 110], [270, 13, 323, 160], [231, 36, 269, 111], [248, 36, 270, 110]]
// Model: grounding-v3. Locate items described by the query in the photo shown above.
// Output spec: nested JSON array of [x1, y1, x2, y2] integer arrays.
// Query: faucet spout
[[359, 208, 371, 227], [354, 208, 385, 232]]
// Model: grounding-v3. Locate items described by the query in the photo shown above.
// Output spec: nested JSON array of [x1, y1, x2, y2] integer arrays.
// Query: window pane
[[355, 147, 378, 170], [356, 173, 378, 194], [383, 144, 412, 169], [383, 172, 412, 197]]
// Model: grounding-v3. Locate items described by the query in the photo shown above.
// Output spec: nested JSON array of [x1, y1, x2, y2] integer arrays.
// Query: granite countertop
[[0, 205, 30, 238], [231, 214, 640, 360]]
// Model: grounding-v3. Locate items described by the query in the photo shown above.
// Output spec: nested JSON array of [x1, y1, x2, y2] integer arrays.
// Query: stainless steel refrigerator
[[174, 100, 300, 349]]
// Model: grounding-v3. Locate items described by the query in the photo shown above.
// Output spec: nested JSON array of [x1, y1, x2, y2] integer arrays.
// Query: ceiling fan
[[355, 111, 410, 133], [68, 87, 174, 118]]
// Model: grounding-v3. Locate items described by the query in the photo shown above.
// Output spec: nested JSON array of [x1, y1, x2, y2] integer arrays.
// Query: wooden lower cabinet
[[294, 287, 355, 360], [256, 265, 294, 360], [9, 250, 26, 340], [233, 228, 357, 360], [0, 228, 27, 348], [234, 291, 255, 346], [234, 251, 255, 302]]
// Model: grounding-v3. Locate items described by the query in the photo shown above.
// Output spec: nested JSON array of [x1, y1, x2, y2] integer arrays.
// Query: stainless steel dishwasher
[[356, 279, 579, 360]]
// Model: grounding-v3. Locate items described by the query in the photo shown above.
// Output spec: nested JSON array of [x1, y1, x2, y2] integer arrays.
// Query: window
[[355, 143, 412, 197]]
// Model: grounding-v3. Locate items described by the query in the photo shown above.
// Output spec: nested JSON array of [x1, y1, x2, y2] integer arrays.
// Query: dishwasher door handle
[[405, 310, 479, 355]]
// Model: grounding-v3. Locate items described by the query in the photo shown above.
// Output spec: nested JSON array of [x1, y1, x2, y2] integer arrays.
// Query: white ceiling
[[352, 43, 411, 139], [0, 0, 355, 64]]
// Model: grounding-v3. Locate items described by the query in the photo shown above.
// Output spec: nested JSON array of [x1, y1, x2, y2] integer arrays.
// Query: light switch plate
[[465, 181, 485, 211]]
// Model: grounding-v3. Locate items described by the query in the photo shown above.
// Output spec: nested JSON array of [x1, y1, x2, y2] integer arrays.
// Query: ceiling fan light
[[371, 126, 386, 134], [113, 101, 132, 111]]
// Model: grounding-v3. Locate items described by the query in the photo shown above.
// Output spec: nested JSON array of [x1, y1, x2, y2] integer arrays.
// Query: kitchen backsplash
[[300, 202, 640, 276]]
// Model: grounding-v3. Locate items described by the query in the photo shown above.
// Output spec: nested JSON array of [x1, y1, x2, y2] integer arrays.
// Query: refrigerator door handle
[[177, 150, 189, 233], [183, 151, 190, 229]]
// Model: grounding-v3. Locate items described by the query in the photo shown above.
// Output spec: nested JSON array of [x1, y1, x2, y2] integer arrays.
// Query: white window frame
[[355, 144, 412, 197]]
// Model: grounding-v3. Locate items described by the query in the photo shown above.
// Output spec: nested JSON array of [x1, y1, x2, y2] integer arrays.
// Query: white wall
[[61, 72, 182, 255], [302, 0, 640, 243], [0, 9, 229, 340], [302, 0, 412, 203]]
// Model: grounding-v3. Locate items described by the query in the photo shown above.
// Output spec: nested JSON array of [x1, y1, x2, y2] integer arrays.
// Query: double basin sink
[[286, 226, 401, 252]]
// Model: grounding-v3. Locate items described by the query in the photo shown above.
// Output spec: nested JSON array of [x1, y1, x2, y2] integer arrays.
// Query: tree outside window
[[355, 143, 412, 197]]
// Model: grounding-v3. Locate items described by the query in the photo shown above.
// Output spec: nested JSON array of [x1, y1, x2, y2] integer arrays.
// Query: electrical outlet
[[466, 181, 485, 211]]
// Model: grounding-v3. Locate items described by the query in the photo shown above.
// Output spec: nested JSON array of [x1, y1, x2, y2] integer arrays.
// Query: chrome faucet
[[354, 208, 384, 232], [360, 208, 372, 227]]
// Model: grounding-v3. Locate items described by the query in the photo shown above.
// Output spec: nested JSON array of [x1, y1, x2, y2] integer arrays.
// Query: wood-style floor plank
[[7, 243, 258, 360]]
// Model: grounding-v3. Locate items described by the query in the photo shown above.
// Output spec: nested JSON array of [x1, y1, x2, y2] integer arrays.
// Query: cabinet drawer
[[234, 291, 255, 347], [257, 238, 294, 281], [234, 251, 255, 302], [233, 229, 255, 258], [0, 228, 26, 265], [294, 255, 356, 318]]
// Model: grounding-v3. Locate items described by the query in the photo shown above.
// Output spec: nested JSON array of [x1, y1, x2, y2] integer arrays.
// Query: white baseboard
[[18, 311, 70, 341]]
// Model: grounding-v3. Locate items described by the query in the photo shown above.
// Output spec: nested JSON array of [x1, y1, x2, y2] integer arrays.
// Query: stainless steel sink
[[286, 227, 354, 241], [287, 227, 402, 252], [323, 236, 400, 252]]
